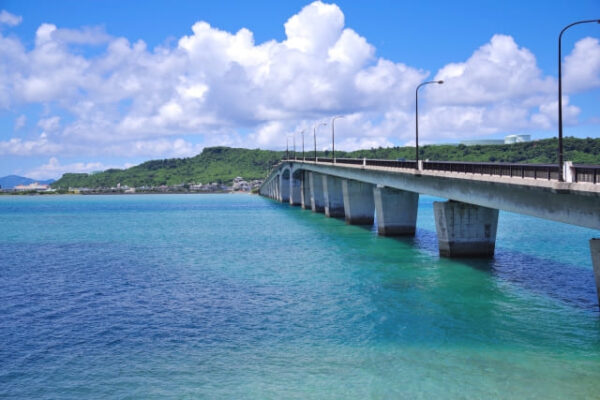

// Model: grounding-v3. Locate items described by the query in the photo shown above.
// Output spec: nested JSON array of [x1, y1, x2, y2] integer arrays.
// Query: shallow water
[[1, 194, 599, 399]]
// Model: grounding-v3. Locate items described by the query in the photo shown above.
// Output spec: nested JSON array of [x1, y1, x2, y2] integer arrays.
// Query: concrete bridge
[[259, 158, 600, 303]]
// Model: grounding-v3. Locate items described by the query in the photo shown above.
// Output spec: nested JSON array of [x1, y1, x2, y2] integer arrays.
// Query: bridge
[[259, 158, 600, 303]]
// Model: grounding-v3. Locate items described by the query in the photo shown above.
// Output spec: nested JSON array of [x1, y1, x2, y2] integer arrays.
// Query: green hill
[[52, 147, 284, 189], [52, 137, 600, 189], [348, 137, 600, 164]]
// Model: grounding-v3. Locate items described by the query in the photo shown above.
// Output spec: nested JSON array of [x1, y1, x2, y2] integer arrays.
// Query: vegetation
[[348, 137, 600, 164], [52, 147, 284, 189], [52, 137, 600, 189]]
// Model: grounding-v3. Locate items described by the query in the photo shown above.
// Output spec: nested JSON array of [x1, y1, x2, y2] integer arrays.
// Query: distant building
[[460, 139, 505, 146], [14, 182, 50, 191], [232, 177, 251, 191], [460, 134, 531, 146], [504, 134, 531, 144]]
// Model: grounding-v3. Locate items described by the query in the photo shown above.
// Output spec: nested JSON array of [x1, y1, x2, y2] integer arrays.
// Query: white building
[[504, 134, 531, 144], [14, 182, 50, 191]]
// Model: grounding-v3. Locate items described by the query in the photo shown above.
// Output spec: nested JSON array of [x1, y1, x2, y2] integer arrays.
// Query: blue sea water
[[1, 193, 599, 399]]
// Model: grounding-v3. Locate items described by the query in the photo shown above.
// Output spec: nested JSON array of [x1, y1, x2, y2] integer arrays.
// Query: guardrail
[[277, 158, 599, 184], [574, 165, 600, 184], [422, 161, 560, 181], [335, 158, 363, 165], [366, 159, 417, 169]]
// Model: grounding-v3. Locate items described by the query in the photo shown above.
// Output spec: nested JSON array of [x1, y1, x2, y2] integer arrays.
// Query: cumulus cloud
[[564, 37, 600, 93], [0, 134, 62, 156], [0, 10, 22, 26], [420, 34, 581, 139], [433, 35, 554, 105], [0, 0, 596, 168]]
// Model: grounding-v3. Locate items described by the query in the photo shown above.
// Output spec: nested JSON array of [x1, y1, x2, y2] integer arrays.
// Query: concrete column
[[433, 200, 499, 257], [290, 173, 302, 206], [322, 175, 345, 218], [275, 176, 281, 202], [342, 179, 375, 225], [373, 186, 419, 236], [280, 173, 290, 203], [590, 239, 600, 305], [309, 172, 325, 213], [301, 172, 311, 209]]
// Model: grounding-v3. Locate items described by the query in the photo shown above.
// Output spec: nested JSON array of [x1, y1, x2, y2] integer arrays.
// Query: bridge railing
[[317, 157, 334, 163], [574, 165, 600, 184], [422, 161, 560, 181], [279, 158, 599, 184], [365, 159, 417, 169], [335, 158, 363, 165]]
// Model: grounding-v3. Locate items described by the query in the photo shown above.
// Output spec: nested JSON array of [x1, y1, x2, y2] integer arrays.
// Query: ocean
[[1, 194, 599, 399]]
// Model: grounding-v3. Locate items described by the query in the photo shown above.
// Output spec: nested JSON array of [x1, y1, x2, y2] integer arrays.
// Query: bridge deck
[[262, 160, 600, 230]]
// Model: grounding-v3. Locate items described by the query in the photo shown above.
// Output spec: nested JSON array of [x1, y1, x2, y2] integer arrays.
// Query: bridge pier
[[290, 173, 302, 206], [342, 179, 375, 225], [276, 178, 281, 202], [590, 239, 600, 305], [301, 172, 311, 209], [373, 186, 419, 236], [434, 200, 499, 257], [309, 172, 325, 213], [280, 173, 290, 203], [323, 175, 345, 218], [268, 180, 275, 200]]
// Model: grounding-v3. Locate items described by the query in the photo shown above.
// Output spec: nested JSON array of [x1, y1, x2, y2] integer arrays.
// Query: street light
[[314, 122, 327, 160], [331, 115, 344, 162], [293, 134, 296, 160], [299, 130, 306, 161], [286, 136, 289, 160], [415, 80, 443, 168], [557, 19, 600, 181]]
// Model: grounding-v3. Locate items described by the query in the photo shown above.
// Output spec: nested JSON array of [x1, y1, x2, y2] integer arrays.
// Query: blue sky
[[0, 0, 598, 179]]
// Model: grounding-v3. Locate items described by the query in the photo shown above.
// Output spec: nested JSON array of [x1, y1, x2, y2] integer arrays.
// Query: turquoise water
[[1, 193, 599, 399]]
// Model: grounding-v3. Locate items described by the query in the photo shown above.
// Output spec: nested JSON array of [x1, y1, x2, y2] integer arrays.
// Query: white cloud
[[0, 134, 62, 156], [105, 138, 203, 158], [432, 35, 554, 106], [284, 1, 344, 54], [14, 114, 26, 130], [52, 26, 111, 45], [420, 34, 582, 140], [531, 97, 580, 129], [0, 1, 597, 166], [25, 157, 130, 180], [250, 121, 288, 146], [37, 116, 61, 132], [0, 10, 22, 27], [563, 37, 600, 93]]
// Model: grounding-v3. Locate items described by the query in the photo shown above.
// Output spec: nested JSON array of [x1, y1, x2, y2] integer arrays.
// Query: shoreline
[[0, 190, 259, 196]]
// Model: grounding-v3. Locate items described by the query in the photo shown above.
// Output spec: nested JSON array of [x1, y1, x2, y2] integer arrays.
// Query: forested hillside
[[52, 137, 600, 189]]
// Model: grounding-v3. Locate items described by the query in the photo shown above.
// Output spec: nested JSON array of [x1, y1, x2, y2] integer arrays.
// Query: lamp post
[[557, 19, 600, 181], [293, 135, 296, 160], [415, 80, 443, 168], [286, 136, 289, 160], [331, 115, 344, 162], [314, 122, 327, 160], [300, 130, 306, 161]]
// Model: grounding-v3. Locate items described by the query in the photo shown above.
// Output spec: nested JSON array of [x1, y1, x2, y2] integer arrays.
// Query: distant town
[[0, 177, 264, 195]]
